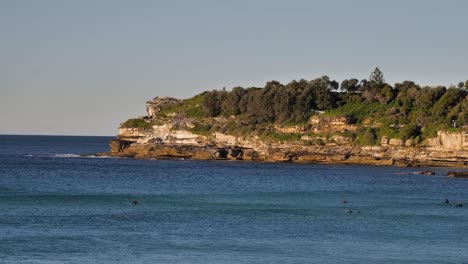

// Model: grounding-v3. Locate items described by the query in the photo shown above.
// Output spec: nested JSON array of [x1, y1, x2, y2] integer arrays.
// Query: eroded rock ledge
[[106, 128, 468, 167]]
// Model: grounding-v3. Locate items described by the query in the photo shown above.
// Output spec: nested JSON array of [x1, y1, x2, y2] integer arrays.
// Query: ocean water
[[0, 135, 467, 264]]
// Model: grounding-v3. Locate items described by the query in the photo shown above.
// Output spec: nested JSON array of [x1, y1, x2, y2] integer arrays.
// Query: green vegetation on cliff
[[160, 93, 207, 118], [121, 118, 153, 130], [126, 68, 468, 146]]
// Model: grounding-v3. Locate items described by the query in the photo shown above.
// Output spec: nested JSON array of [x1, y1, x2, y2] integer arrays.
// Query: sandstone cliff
[[107, 97, 468, 167]]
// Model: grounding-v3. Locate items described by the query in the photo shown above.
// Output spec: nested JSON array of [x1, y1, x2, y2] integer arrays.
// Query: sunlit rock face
[[146, 97, 181, 118], [107, 97, 468, 167], [427, 131, 468, 151], [110, 124, 468, 167]]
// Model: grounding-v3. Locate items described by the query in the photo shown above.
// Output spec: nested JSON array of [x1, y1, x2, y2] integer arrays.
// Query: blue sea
[[0, 135, 467, 263]]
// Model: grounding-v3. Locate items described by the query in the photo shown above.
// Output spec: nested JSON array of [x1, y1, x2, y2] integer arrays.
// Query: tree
[[431, 88, 466, 121], [458, 81, 465, 89], [369, 67, 385, 84], [202, 90, 225, 117], [340, 79, 349, 91], [293, 83, 315, 122], [375, 84, 395, 104], [312, 76, 334, 110], [349, 79, 359, 90], [221, 86, 245, 116], [357, 79, 369, 92]]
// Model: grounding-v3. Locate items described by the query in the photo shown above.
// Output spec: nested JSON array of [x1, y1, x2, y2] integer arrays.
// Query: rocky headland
[[106, 96, 468, 168]]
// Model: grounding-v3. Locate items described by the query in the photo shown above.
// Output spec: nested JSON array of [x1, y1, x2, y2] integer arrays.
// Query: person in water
[[444, 198, 450, 204], [346, 208, 353, 213], [131, 200, 139, 206]]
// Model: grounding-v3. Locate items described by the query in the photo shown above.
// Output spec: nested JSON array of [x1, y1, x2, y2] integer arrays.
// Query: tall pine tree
[[369, 67, 385, 84]]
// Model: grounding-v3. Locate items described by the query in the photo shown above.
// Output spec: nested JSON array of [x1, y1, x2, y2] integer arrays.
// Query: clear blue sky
[[1, 0, 467, 136]]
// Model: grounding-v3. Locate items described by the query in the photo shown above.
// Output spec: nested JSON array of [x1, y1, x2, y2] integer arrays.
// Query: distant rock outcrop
[[309, 115, 357, 133], [146, 97, 181, 118], [446, 171, 468, 178]]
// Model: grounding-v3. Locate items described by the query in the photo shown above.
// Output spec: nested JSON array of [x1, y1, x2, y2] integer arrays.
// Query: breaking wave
[[23, 153, 116, 159]]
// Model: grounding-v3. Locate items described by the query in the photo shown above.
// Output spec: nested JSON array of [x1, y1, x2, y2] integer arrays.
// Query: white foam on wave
[[23, 153, 119, 159], [52, 154, 82, 158]]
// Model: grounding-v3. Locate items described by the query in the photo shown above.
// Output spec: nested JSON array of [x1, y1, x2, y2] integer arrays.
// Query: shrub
[[190, 122, 212, 136], [185, 107, 206, 118], [398, 124, 421, 140], [356, 128, 378, 146], [323, 103, 387, 123], [121, 118, 153, 130]]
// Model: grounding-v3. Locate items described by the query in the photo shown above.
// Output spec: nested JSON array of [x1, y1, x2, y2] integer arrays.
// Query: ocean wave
[[23, 153, 117, 159], [52, 153, 82, 158]]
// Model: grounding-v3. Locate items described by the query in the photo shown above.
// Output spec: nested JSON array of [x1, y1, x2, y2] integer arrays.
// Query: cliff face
[[110, 124, 468, 167], [108, 97, 468, 167], [426, 131, 468, 151]]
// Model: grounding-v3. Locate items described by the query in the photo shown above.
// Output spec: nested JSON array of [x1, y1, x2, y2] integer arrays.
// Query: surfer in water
[[131, 200, 139, 206]]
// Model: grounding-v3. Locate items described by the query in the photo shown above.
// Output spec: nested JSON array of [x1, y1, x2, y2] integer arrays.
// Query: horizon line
[[0, 134, 114, 137]]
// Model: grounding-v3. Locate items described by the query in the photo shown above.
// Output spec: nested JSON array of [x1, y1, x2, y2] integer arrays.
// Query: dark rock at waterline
[[415, 170, 435, 175], [230, 146, 244, 159], [110, 139, 133, 153], [214, 148, 228, 159], [447, 171, 468, 178]]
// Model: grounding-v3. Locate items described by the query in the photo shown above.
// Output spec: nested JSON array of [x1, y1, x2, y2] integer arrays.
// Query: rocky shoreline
[[105, 135, 468, 168], [105, 97, 468, 168]]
